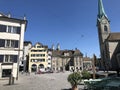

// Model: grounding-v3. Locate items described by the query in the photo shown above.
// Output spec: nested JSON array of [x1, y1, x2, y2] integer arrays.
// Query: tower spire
[[98, 0, 108, 19]]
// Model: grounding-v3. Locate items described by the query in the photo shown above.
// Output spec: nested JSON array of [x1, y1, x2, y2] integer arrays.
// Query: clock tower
[[97, 0, 111, 70], [97, 0, 110, 43]]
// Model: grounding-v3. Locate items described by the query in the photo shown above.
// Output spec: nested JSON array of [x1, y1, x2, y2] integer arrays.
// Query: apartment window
[[0, 55, 4, 62], [0, 24, 6, 32], [5, 55, 9, 62], [16, 27, 21, 34], [8, 26, 12, 33], [4, 55, 18, 63], [12, 27, 17, 33], [31, 54, 35, 57], [5, 40, 19, 48], [0, 24, 21, 34], [6, 40, 10, 47], [11, 40, 18, 48], [0, 39, 5, 47], [7, 26, 21, 34]]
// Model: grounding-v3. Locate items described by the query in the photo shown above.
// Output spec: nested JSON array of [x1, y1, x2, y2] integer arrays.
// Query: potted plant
[[67, 72, 82, 90]]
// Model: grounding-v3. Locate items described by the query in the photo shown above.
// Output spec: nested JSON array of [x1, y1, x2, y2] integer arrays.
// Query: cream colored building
[[0, 13, 27, 79], [28, 42, 48, 72]]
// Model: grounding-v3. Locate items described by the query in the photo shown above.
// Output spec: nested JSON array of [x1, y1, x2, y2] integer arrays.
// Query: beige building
[[51, 48, 83, 72], [28, 42, 48, 72], [83, 57, 92, 71]]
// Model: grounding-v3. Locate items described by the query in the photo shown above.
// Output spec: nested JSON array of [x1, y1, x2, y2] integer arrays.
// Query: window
[[11, 40, 18, 48], [4, 55, 18, 63], [17, 27, 21, 34], [0, 55, 4, 62], [6, 40, 10, 47], [6, 26, 21, 34], [0, 25, 6, 32], [48, 63, 51, 65], [8, 26, 12, 33], [0, 39, 5, 47], [31, 54, 35, 57], [5, 55, 9, 62], [5, 40, 19, 48], [104, 25, 108, 32], [12, 27, 17, 33]]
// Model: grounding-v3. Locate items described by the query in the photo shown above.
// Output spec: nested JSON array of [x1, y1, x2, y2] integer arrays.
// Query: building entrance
[[2, 69, 12, 77]]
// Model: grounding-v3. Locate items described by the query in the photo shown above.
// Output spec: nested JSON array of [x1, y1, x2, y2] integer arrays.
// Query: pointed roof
[[97, 0, 108, 19]]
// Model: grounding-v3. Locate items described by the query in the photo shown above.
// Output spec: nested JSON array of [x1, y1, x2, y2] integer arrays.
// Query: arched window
[[31, 64, 37, 72], [39, 64, 44, 69], [104, 25, 108, 32]]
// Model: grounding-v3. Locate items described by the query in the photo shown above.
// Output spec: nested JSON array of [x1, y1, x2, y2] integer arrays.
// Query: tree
[[67, 72, 82, 90], [81, 70, 91, 79]]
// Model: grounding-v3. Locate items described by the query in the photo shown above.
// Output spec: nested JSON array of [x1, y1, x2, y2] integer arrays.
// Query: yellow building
[[28, 42, 48, 73]]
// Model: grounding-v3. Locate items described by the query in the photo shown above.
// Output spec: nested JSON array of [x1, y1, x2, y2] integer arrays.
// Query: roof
[[0, 12, 27, 31], [24, 41, 32, 46], [107, 33, 120, 41], [83, 57, 91, 61], [52, 49, 83, 58]]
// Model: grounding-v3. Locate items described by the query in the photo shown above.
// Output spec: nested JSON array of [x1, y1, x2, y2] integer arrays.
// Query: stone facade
[[97, 0, 120, 72], [51, 49, 83, 72]]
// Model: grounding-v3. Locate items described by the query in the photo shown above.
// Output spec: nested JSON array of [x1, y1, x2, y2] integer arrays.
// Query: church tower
[[97, 0, 110, 43], [97, 0, 111, 69]]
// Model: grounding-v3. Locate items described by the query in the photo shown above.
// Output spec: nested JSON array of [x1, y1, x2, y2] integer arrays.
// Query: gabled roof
[[52, 49, 83, 58], [107, 33, 120, 41]]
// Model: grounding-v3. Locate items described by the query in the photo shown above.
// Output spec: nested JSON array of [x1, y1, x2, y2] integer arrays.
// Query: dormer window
[[104, 25, 108, 32]]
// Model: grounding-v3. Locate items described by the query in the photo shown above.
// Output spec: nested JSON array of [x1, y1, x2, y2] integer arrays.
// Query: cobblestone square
[[0, 72, 84, 90]]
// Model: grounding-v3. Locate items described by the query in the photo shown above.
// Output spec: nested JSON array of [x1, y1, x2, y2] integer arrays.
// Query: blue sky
[[0, 0, 120, 57]]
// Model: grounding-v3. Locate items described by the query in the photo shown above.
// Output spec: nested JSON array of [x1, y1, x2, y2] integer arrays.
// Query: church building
[[97, 0, 120, 75]]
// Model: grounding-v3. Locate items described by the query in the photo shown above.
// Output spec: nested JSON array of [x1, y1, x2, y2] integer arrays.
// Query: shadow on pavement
[[61, 88, 71, 90], [3, 84, 18, 86]]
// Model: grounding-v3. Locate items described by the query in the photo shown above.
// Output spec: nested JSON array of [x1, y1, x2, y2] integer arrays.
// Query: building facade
[[47, 49, 52, 70], [28, 42, 48, 72], [0, 13, 27, 79], [22, 41, 32, 72], [51, 48, 83, 72], [97, 0, 120, 74], [83, 57, 92, 71]]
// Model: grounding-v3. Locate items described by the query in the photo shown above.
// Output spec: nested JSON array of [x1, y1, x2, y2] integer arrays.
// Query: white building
[[22, 41, 32, 72], [47, 49, 52, 70], [0, 13, 27, 79]]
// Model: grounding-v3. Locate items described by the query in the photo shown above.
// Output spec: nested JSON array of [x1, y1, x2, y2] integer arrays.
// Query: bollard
[[12, 77, 14, 85], [9, 76, 12, 85]]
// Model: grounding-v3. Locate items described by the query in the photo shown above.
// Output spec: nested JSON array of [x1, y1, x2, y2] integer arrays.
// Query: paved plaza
[[0, 71, 84, 90]]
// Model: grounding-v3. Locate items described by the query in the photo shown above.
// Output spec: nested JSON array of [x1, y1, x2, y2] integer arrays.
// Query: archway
[[38, 64, 44, 71], [31, 64, 37, 72]]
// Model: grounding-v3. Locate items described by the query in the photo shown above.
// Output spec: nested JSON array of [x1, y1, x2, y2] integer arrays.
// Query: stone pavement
[[0, 71, 84, 90]]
